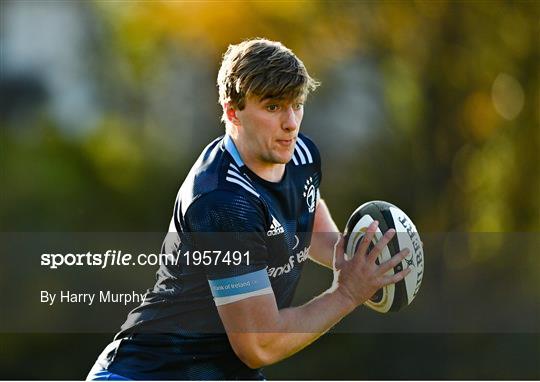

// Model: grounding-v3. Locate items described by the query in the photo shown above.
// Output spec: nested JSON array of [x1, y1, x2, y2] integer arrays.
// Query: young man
[[87, 38, 411, 380]]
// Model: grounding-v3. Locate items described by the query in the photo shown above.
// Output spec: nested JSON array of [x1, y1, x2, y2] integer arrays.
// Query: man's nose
[[282, 107, 299, 131]]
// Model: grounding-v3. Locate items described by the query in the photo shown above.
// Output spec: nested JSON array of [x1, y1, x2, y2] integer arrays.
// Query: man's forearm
[[309, 199, 340, 269], [309, 231, 340, 269], [229, 284, 356, 368]]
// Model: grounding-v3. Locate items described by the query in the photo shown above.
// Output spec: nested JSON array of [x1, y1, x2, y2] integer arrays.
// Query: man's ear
[[225, 103, 240, 126]]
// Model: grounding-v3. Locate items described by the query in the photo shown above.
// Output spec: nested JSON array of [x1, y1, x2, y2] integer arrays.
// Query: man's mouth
[[276, 138, 295, 146]]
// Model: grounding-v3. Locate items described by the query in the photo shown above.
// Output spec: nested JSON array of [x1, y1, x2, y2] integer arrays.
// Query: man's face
[[233, 95, 304, 166]]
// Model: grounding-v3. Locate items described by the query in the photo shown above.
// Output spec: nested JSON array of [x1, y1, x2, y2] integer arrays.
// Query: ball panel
[[360, 202, 405, 312], [344, 202, 396, 313], [389, 206, 424, 303], [344, 214, 374, 261]]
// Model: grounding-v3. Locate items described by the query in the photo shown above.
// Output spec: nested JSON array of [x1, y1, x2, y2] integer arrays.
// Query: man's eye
[[293, 103, 304, 110], [266, 105, 279, 112]]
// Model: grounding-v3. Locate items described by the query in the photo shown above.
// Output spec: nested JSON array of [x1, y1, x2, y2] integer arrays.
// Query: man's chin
[[279, 153, 294, 165], [267, 149, 294, 165]]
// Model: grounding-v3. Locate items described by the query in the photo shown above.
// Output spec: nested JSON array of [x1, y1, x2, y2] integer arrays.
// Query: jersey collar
[[224, 134, 245, 167]]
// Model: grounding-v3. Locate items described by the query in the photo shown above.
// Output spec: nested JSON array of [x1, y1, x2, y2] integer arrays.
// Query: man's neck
[[232, 138, 285, 183], [250, 164, 285, 183]]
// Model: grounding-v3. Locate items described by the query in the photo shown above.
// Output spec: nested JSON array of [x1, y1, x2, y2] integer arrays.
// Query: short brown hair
[[217, 38, 319, 121]]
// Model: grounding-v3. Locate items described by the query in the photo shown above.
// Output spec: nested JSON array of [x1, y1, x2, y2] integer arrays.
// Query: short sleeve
[[184, 190, 273, 305]]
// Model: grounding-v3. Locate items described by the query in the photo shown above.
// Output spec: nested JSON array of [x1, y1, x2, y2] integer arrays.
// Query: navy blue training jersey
[[100, 133, 322, 380]]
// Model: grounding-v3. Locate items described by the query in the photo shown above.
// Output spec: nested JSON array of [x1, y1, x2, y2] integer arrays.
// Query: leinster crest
[[302, 176, 316, 213]]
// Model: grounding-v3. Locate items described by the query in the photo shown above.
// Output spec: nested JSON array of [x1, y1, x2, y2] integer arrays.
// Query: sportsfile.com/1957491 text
[[40, 250, 250, 269]]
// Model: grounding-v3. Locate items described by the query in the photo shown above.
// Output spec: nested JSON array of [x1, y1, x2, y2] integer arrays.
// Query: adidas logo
[[267, 216, 285, 236]]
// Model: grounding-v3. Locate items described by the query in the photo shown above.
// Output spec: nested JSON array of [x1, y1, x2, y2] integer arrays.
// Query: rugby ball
[[343, 201, 424, 313]]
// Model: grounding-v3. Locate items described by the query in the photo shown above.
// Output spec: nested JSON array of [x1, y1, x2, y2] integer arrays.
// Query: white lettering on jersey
[[267, 245, 310, 278]]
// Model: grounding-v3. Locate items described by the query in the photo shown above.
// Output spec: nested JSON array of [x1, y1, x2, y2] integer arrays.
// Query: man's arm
[[217, 221, 411, 369], [309, 198, 340, 269], [217, 280, 354, 369]]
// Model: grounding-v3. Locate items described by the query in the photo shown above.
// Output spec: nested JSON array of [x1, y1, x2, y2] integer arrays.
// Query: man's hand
[[333, 220, 411, 307]]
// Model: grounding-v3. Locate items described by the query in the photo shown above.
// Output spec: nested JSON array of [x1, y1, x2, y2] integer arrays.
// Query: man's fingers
[[382, 267, 411, 286], [377, 248, 410, 275], [354, 220, 378, 260], [366, 228, 395, 264]]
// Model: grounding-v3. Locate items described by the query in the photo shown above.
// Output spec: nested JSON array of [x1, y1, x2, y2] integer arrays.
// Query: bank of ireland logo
[[303, 177, 316, 213]]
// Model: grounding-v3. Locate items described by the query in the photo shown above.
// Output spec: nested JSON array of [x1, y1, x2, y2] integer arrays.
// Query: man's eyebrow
[[260, 96, 284, 102], [260, 96, 305, 103]]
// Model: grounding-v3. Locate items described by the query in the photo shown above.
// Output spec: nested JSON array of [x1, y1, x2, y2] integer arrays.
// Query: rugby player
[[87, 38, 411, 380]]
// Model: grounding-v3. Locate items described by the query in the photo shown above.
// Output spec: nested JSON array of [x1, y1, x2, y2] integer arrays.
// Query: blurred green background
[[1, 0, 539, 379]]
